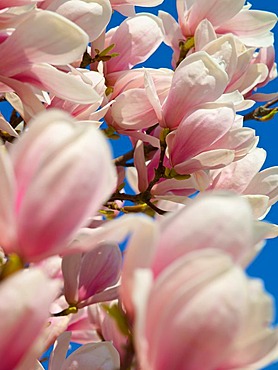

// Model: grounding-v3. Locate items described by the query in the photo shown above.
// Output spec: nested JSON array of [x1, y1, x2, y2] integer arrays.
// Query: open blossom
[[47, 69, 111, 121], [0, 109, 116, 262], [209, 148, 278, 218], [90, 13, 164, 94], [36, 332, 120, 370], [159, 0, 277, 63], [119, 192, 277, 316], [193, 31, 273, 101], [111, 51, 229, 130], [0, 9, 100, 120], [132, 250, 278, 370]]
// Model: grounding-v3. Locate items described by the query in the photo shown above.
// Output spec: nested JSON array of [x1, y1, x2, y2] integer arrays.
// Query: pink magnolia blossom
[[209, 148, 278, 218], [47, 69, 111, 121], [0, 268, 59, 370], [193, 31, 271, 100], [62, 242, 122, 308], [111, 51, 229, 130], [119, 192, 276, 316], [36, 332, 120, 370], [132, 250, 278, 370], [91, 13, 164, 79], [165, 107, 258, 175], [0, 9, 100, 119], [0, 109, 116, 262], [159, 0, 277, 61]]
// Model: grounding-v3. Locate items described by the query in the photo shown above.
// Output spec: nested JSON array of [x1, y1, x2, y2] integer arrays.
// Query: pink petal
[[12, 110, 116, 261], [0, 112, 18, 137], [158, 10, 183, 66], [62, 253, 82, 305], [54, 0, 112, 42], [49, 332, 71, 370], [134, 140, 149, 192], [173, 148, 235, 173], [78, 243, 122, 302], [105, 14, 163, 74], [152, 192, 255, 276], [245, 167, 278, 207], [0, 9, 89, 75], [168, 105, 235, 166], [15, 64, 101, 104], [0, 75, 45, 121], [62, 341, 120, 370], [217, 10, 277, 47], [163, 52, 228, 128], [111, 88, 158, 129], [142, 251, 249, 370], [210, 148, 266, 193], [0, 269, 59, 370], [0, 146, 16, 250], [0, 0, 40, 7], [188, 0, 245, 32], [194, 19, 217, 50]]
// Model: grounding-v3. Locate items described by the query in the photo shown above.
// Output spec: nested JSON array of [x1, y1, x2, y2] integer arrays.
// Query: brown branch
[[243, 96, 278, 122]]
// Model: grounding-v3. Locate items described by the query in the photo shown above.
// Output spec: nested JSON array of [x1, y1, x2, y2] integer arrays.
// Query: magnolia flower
[[36, 332, 120, 370], [120, 192, 277, 316], [0, 9, 100, 120], [0, 109, 116, 262], [111, 51, 229, 130], [209, 148, 278, 218], [159, 0, 277, 65], [91, 13, 164, 84], [132, 250, 278, 370]]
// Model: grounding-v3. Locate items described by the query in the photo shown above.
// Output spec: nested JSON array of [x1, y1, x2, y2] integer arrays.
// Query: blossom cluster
[[0, 0, 278, 369]]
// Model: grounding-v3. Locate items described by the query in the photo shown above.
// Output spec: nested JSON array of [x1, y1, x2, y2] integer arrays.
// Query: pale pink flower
[[47, 69, 110, 121], [0, 268, 59, 370], [92, 13, 163, 79], [159, 0, 277, 60], [209, 148, 278, 218], [132, 250, 278, 370], [36, 331, 120, 370], [111, 51, 229, 130], [194, 31, 271, 100], [0, 9, 100, 119], [165, 107, 258, 176], [0, 109, 116, 262], [120, 192, 276, 316]]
